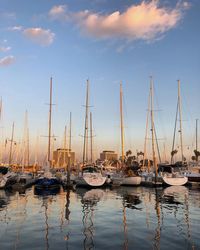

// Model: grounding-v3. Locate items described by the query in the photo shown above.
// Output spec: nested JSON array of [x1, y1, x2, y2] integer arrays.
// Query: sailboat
[[185, 119, 200, 183], [0, 122, 18, 189], [60, 120, 77, 188], [160, 80, 188, 186], [140, 77, 163, 187], [13, 111, 35, 190], [75, 80, 106, 187], [34, 77, 60, 190], [113, 82, 141, 186]]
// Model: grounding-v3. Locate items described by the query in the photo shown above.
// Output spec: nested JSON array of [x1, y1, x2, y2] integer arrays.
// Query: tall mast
[[143, 88, 151, 170], [27, 127, 30, 167], [178, 80, 184, 162], [90, 112, 93, 163], [196, 119, 198, 162], [83, 79, 89, 164], [64, 125, 67, 170], [150, 77, 157, 179], [8, 122, 15, 166], [48, 77, 53, 166], [196, 119, 198, 153], [0, 97, 2, 120], [34, 131, 39, 166], [120, 82, 125, 163], [23, 110, 29, 171], [0, 97, 2, 163], [69, 112, 72, 151], [171, 100, 179, 164]]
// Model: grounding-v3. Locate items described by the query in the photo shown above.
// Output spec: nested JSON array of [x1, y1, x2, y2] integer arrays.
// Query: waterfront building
[[53, 148, 75, 168], [100, 150, 118, 161]]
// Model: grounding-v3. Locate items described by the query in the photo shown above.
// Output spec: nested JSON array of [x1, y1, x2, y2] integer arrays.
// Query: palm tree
[[193, 149, 200, 161], [171, 149, 178, 163], [126, 150, 132, 158]]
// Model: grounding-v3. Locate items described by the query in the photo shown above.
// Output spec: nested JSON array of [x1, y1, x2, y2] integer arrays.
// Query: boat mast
[[48, 77, 53, 167], [69, 112, 72, 151], [90, 112, 93, 163], [8, 122, 15, 167], [150, 77, 157, 180], [27, 127, 30, 167], [0, 97, 2, 120], [120, 82, 125, 163], [178, 80, 184, 162], [83, 79, 89, 165], [23, 110, 29, 171], [196, 119, 198, 153], [143, 88, 151, 170], [0, 97, 3, 163], [34, 131, 39, 167], [171, 100, 179, 164], [64, 125, 67, 170]]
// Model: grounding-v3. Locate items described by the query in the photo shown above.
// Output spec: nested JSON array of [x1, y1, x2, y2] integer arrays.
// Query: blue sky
[[0, 0, 199, 162]]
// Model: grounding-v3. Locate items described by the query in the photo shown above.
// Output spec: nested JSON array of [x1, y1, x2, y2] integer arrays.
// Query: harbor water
[[0, 185, 200, 249]]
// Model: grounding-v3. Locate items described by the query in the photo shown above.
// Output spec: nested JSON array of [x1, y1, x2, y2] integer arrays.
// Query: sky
[[0, 0, 199, 163]]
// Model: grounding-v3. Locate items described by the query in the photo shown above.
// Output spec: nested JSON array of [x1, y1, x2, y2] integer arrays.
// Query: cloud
[[0, 46, 11, 52], [73, 1, 189, 41], [0, 55, 15, 67], [8, 26, 23, 31], [49, 5, 69, 21], [23, 28, 55, 46]]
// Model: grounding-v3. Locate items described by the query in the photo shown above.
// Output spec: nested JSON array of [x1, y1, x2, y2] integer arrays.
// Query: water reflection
[[162, 186, 188, 205], [162, 186, 197, 249], [122, 203, 128, 250], [0, 186, 199, 249], [154, 188, 162, 250], [119, 187, 142, 210], [77, 188, 104, 250], [41, 197, 50, 250], [34, 186, 60, 196], [0, 189, 15, 209]]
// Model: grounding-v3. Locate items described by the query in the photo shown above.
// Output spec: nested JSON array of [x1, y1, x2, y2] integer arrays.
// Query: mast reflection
[[78, 188, 104, 250], [162, 186, 196, 249], [119, 187, 142, 249], [154, 188, 162, 250], [42, 197, 50, 250]]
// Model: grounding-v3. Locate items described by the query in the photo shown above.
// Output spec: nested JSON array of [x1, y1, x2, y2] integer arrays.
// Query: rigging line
[[122, 84, 132, 151], [143, 87, 151, 168], [153, 81, 167, 146], [171, 99, 179, 164], [181, 85, 196, 149], [154, 122, 162, 163]]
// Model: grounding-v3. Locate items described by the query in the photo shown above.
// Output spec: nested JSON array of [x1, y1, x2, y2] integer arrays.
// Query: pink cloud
[[74, 1, 189, 41], [0, 55, 15, 67], [49, 5, 69, 21], [23, 28, 55, 46]]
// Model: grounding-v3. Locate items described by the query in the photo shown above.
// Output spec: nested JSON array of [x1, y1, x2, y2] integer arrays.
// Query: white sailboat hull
[[83, 174, 106, 187], [163, 176, 188, 186], [76, 173, 106, 187], [121, 176, 142, 186]]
